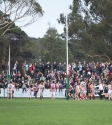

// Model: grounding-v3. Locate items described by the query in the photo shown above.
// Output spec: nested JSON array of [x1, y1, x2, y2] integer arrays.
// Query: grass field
[[0, 98, 112, 125]]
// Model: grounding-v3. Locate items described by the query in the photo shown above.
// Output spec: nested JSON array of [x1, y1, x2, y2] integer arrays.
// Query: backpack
[[104, 86, 108, 93]]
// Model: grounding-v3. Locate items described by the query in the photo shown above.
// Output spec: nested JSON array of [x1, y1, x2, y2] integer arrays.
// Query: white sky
[[18, 0, 73, 38]]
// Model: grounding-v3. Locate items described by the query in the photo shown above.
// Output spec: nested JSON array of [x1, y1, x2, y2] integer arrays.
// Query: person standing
[[25, 62, 29, 74], [53, 61, 57, 72], [108, 82, 112, 101], [13, 61, 19, 74], [29, 84, 34, 100], [34, 62, 38, 74], [78, 62, 83, 76], [34, 84, 39, 99], [12, 82, 15, 98], [7, 82, 13, 100], [57, 62, 63, 74], [39, 81, 44, 100], [98, 81, 104, 100], [38, 62, 43, 73], [59, 82, 63, 93], [75, 82, 80, 100], [50, 81, 56, 99], [42, 63, 45, 75], [80, 79, 87, 100], [68, 84, 74, 99], [22, 61, 26, 76], [45, 62, 51, 75], [29, 63, 35, 75], [88, 82, 95, 100], [22, 83, 27, 93], [103, 83, 108, 100]]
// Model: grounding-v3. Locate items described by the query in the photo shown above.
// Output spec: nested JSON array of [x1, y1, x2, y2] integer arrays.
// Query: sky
[[17, 0, 73, 38]]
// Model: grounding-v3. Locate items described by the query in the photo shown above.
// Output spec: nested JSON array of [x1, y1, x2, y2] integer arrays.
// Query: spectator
[[13, 61, 19, 74], [63, 62, 66, 72], [34, 62, 38, 74], [38, 62, 43, 73], [59, 82, 63, 93], [22, 61, 26, 76], [98, 81, 104, 100], [57, 62, 63, 74], [53, 61, 57, 72], [42, 63, 45, 75], [25, 62, 29, 74], [16, 71, 22, 80], [45, 62, 51, 74], [78, 62, 83, 76]]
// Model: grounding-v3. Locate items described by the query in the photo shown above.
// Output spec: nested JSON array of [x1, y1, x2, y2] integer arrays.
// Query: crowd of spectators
[[0, 60, 112, 99]]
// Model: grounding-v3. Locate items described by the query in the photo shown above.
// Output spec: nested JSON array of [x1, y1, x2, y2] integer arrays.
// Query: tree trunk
[[0, 42, 3, 71]]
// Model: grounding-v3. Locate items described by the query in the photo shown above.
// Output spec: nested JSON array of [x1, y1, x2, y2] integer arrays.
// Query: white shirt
[[7, 83, 13, 89], [98, 83, 103, 90], [80, 81, 86, 91], [12, 84, 15, 91]]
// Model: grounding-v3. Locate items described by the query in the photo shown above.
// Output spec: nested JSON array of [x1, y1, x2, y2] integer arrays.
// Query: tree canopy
[[0, 0, 44, 36], [1, 0, 112, 71], [58, 0, 112, 62]]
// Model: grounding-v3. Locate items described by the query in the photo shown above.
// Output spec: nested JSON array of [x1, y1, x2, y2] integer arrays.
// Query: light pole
[[3, 14, 11, 84], [8, 45, 10, 83], [66, 0, 69, 100]]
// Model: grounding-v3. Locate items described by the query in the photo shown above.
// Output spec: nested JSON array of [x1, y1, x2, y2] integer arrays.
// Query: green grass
[[0, 98, 112, 125]]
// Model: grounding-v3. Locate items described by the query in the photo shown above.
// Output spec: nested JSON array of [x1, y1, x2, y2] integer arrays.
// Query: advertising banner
[[0, 88, 101, 98], [3, 88, 66, 98]]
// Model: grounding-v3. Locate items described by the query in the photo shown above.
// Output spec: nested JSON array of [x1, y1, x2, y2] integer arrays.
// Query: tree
[[0, 36, 9, 69], [58, 0, 112, 61], [0, 0, 44, 36], [58, 0, 88, 61], [0, 0, 43, 70], [20, 38, 45, 62], [82, 0, 112, 60], [43, 27, 74, 64]]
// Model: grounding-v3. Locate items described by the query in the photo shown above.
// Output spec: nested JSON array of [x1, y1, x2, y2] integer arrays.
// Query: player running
[[80, 79, 87, 100]]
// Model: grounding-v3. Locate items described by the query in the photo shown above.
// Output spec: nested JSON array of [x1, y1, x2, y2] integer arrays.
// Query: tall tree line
[[0, 0, 112, 71], [58, 0, 112, 62], [0, 0, 43, 70]]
